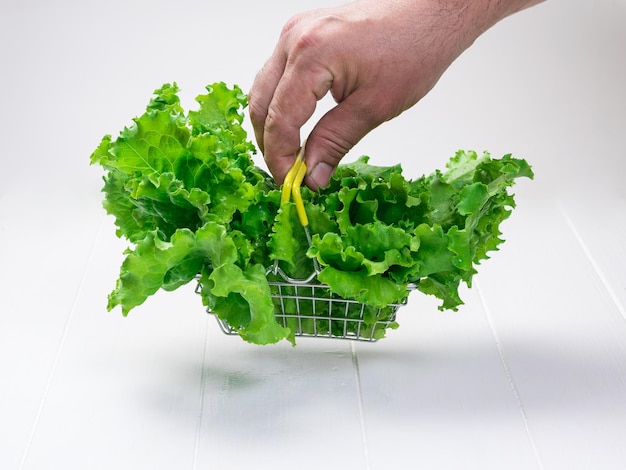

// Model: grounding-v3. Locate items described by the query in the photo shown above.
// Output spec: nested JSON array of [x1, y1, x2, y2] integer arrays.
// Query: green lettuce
[[298, 151, 533, 311], [91, 82, 533, 345]]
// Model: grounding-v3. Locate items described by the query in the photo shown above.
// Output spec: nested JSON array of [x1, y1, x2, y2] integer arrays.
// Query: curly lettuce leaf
[[309, 150, 533, 311], [267, 202, 313, 277], [317, 267, 409, 308], [107, 221, 234, 314], [201, 263, 290, 345], [92, 82, 293, 344], [90, 82, 267, 239]]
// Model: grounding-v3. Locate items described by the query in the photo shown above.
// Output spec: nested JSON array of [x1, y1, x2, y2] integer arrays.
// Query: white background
[[1, 1, 625, 469]]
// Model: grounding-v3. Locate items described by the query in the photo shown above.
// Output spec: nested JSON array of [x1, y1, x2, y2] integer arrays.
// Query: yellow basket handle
[[280, 145, 309, 227]]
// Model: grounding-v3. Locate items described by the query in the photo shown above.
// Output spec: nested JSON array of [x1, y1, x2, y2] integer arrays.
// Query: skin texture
[[249, 0, 544, 190]]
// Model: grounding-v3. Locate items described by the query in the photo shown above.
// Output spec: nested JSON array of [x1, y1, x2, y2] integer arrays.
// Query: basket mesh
[[201, 275, 407, 342]]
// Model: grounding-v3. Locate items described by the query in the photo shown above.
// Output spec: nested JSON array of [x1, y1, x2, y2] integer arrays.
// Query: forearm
[[486, 0, 546, 18], [390, 0, 546, 50], [365, 0, 546, 98], [465, 0, 546, 34]]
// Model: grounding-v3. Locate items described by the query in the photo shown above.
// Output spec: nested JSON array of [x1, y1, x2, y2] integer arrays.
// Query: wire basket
[[197, 264, 414, 342]]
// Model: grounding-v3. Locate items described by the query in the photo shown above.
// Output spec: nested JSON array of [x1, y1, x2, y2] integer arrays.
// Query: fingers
[[249, 56, 308, 185], [251, 60, 380, 189], [264, 65, 334, 184], [248, 49, 287, 155], [249, 12, 336, 184], [304, 91, 384, 190]]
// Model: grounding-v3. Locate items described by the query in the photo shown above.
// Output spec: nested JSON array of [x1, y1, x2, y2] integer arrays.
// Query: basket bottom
[[207, 280, 405, 342], [197, 280, 406, 342]]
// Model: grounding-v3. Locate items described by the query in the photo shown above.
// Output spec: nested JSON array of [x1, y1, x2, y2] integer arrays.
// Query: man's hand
[[249, 0, 543, 190]]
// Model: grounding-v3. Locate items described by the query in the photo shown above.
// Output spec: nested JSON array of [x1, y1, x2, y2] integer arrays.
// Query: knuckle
[[280, 12, 306, 37], [264, 103, 284, 133], [284, 13, 340, 57], [313, 130, 354, 163], [247, 96, 264, 123], [359, 92, 404, 124]]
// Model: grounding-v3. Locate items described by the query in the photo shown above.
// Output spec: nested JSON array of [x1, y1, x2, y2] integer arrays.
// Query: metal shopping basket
[[197, 263, 414, 342], [197, 144, 414, 341]]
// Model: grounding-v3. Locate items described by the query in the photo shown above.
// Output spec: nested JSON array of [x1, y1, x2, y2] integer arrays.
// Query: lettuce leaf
[[92, 82, 289, 344], [305, 151, 533, 312], [91, 83, 533, 345]]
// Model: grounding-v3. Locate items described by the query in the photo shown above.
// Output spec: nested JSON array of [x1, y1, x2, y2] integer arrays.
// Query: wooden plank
[[193, 334, 367, 470], [0, 198, 104, 470], [354, 287, 542, 469], [17, 225, 208, 470], [16, 221, 366, 470], [473, 198, 626, 469], [558, 197, 626, 318]]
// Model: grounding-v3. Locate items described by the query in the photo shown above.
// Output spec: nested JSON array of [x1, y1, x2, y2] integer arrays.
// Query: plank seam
[[350, 342, 372, 470], [18, 216, 106, 470], [475, 279, 545, 470], [558, 202, 626, 320], [192, 317, 211, 470]]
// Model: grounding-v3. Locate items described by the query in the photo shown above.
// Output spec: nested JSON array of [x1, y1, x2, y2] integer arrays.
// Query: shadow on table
[[145, 334, 626, 438]]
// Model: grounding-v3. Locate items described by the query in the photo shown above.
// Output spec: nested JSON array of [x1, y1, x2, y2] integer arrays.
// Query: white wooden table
[[2, 1, 625, 469]]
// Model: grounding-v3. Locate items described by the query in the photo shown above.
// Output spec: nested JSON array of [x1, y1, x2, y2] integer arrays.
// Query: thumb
[[304, 94, 384, 190]]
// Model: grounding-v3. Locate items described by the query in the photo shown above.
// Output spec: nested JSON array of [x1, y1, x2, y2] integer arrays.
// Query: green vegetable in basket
[[90, 82, 533, 345]]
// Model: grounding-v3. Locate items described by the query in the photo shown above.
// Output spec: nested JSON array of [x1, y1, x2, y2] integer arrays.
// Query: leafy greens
[[91, 82, 533, 345]]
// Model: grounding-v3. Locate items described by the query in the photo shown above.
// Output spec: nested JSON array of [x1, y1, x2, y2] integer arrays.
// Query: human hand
[[249, 0, 543, 190]]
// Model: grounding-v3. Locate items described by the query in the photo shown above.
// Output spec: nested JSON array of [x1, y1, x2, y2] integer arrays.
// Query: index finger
[[248, 50, 288, 155], [262, 61, 334, 184]]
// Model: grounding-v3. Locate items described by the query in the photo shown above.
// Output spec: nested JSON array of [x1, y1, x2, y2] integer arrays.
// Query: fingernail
[[308, 162, 334, 189]]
